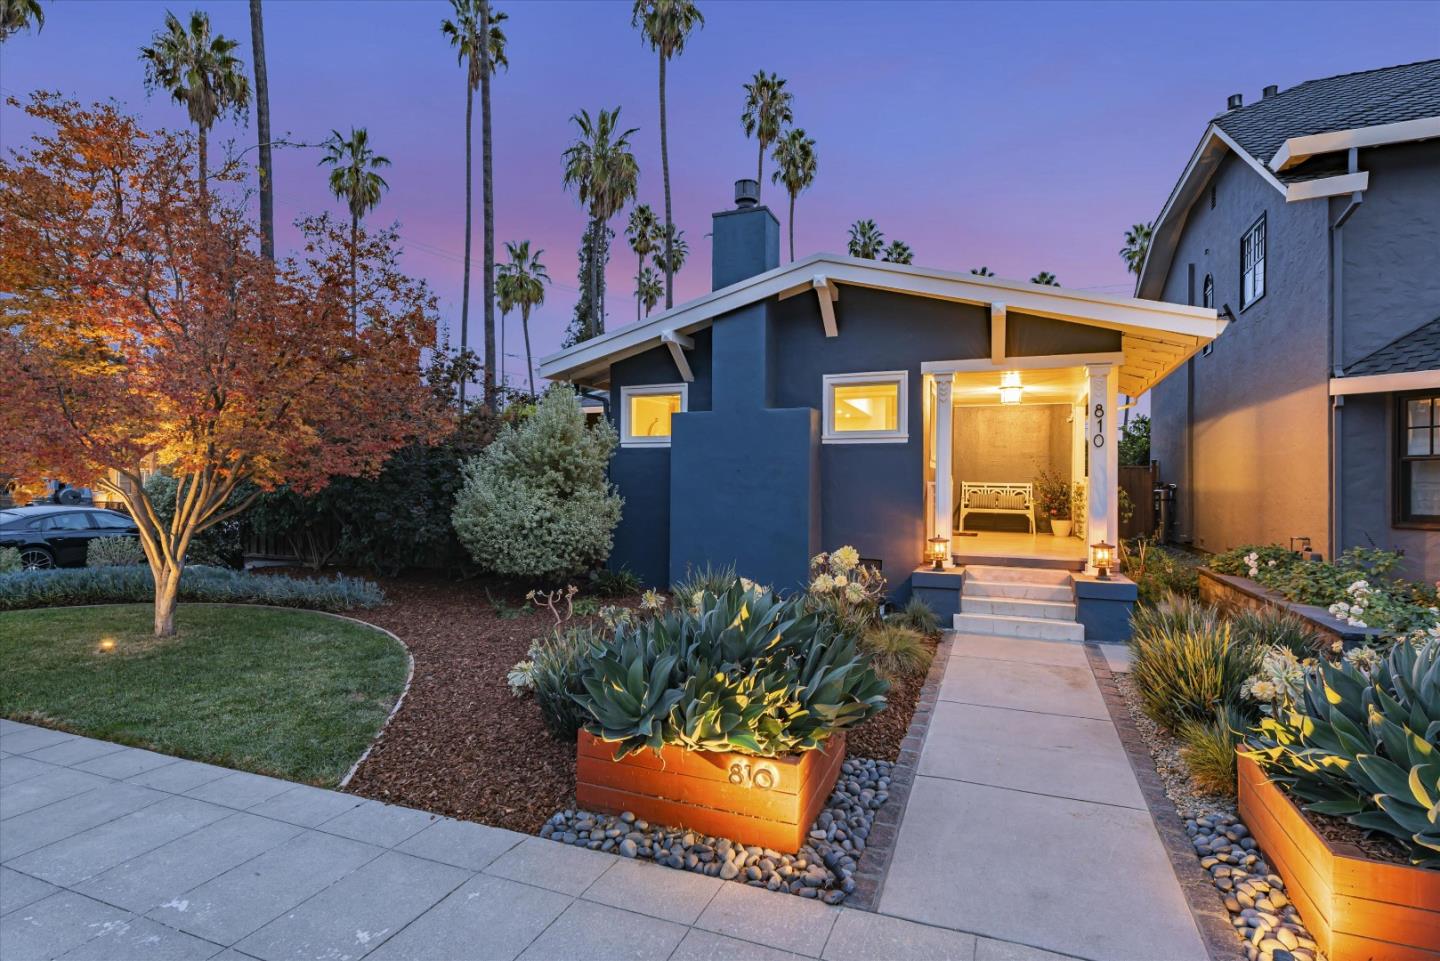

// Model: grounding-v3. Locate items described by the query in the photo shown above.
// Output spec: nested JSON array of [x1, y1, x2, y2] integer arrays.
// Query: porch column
[[1084, 363, 1119, 568], [933, 375, 954, 556]]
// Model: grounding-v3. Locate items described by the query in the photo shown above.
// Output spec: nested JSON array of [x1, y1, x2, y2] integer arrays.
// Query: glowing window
[[620, 384, 687, 446], [823, 372, 908, 444]]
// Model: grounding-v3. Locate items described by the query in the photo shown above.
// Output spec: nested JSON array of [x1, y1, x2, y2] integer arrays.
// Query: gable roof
[[538, 253, 1224, 399], [1219, 60, 1440, 185], [1344, 316, 1440, 378], [1136, 59, 1440, 300]]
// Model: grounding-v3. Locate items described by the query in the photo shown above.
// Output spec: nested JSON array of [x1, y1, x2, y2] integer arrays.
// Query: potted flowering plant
[[1036, 471, 1072, 537]]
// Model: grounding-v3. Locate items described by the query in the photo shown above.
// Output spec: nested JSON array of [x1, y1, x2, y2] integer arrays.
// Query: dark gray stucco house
[[1141, 59, 1440, 579], [540, 183, 1223, 640]]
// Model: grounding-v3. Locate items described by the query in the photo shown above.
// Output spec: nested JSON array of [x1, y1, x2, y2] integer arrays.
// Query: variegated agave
[[1242, 638, 1440, 867], [574, 580, 888, 760]]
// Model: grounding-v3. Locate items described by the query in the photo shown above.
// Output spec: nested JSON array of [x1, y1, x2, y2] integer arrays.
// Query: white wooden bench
[[956, 482, 1036, 534]]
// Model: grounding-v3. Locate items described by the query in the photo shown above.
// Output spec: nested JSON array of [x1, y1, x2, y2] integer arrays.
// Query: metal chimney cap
[[1226, 93, 1244, 110], [734, 179, 760, 208], [1262, 84, 1279, 98]]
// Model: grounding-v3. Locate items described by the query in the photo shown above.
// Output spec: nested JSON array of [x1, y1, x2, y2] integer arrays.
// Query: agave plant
[[1243, 638, 1440, 866], [574, 580, 888, 759]]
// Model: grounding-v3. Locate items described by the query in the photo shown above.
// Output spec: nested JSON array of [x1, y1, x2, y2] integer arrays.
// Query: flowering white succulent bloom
[[1344, 645, 1382, 672], [506, 660, 536, 696], [810, 573, 835, 594], [832, 575, 848, 589], [810, 553, 828, 568], [845, 583, 865, 604], [640, 589, 667, 612], [1246, 679, 1278, 703], [830, 546, 861, 573]]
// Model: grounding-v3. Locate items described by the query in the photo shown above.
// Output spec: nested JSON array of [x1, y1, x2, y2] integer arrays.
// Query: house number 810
[[728, 760, 778, 790], [1092, 403, 1106, 448]]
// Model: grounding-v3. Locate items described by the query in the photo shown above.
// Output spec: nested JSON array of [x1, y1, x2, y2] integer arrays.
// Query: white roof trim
[[1272, 117, 1440, 171], [539, 253, 1223, 395], [1136, 124, 1286, 300], [1330, 369, 1440, 396], [1285, 171, 1370, 202]]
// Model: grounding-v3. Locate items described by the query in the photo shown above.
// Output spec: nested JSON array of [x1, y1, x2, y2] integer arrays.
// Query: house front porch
[[949, 530, 1087, 570]]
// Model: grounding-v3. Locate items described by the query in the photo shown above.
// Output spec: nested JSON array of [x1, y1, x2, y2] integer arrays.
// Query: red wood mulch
[[342, 573, 929, 835]]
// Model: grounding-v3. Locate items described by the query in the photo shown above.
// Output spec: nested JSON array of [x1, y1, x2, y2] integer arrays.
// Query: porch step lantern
[[1091, 540, 1115, 579], [928, 535, 949, 571]]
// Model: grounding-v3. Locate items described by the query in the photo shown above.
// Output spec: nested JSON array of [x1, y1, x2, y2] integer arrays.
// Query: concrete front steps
[[954, 565, 1085, 641]]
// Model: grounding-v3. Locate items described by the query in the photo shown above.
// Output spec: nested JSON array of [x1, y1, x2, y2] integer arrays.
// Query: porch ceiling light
[[999, 371, 1022, 404]]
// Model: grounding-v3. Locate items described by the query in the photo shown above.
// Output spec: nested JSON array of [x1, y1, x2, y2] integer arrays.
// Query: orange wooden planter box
[[1237, 754, 1440, 961], [575, 731, 846, 853]]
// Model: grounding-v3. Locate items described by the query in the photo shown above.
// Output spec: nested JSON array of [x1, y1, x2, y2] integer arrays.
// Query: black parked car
[[0, 505, 140, 570]]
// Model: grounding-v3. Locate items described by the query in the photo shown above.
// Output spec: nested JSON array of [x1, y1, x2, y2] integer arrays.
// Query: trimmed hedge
[[0, 565, 383, 612]]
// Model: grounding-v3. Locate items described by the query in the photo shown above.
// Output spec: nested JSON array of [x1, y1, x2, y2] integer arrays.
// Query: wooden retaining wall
[[1237, 754, 1440, 961], [575, 732, 846, 853]]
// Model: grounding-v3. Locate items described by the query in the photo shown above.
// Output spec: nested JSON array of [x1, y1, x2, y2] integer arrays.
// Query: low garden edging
[[1237, 754, 1440, 961], [1197, 567, 1382, 648]]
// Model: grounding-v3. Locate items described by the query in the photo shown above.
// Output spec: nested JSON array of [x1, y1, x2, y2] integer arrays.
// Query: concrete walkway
[[5, 719, 1122, 961], [878, 633, 1207, 961]]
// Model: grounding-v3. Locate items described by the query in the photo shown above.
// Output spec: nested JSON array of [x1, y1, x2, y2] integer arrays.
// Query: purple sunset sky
[[3, 1, 1437, 388]]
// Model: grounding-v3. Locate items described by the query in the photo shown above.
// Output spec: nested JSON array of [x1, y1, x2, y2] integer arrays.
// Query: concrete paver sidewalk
[[878, 633, 1207, 961], [2, 718, 1090, 961]]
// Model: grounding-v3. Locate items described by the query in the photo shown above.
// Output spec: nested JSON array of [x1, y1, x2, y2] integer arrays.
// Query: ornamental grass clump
[[86, 536, 146, 568], [887, 595, 941, 636], [573, 580, 888, 759], [1242, 637, 1440, 867], [1128, 593, 1263, 733], [861, 622, 932, 681]]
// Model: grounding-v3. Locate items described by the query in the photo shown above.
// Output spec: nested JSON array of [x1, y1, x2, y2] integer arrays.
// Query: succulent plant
[[573, 580, 888, 759], [1243, 638, 1440, 866]]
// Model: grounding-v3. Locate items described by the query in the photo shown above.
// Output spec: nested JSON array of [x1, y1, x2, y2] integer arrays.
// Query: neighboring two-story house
[[1143, 60, 1440, 579]]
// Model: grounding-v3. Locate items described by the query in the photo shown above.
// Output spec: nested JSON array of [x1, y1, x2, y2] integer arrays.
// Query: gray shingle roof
[[1345, 316, 1440, 377], [1216, 59, 1440, 183]]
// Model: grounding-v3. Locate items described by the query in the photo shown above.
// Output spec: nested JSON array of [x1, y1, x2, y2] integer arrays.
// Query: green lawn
[[0, 604, 408, 786]]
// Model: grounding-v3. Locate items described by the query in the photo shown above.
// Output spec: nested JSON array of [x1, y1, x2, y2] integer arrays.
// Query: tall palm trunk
[[590, 218, 601, 340], [249, 0, 274, 260], [498, 308, 506, 391], [197, 126, 209, 200], [636, 250, 643, 322], [521, 304, 535, 398], [480, 1, 496, 408], [788, 192, 796, 262], [756, 143, 763, 199], [459, 81, 473, 410], [350, 213, 359, 331], [659, 54, 673, 309]]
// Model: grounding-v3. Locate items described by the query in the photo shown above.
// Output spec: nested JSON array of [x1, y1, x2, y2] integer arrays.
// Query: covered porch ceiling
[[947, 366, 1087, 407]]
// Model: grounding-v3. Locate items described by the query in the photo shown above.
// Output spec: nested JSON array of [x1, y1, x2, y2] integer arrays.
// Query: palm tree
[[562, 107, 640, 341], [652, 225, 688, 278], [771, 127, 816, 262], [637, 266, 663, 318], [442, 0, 509, 410], [970, 266, 995, 276], [140, 10, 250, 199], [1120, 221, 1153, 276], [1031, 271, 1060, 286], [495, 261, 516, 391], [741, 71, 792, 197], [626, 203, 661, 321], [248, 1, 273, 260], [499, 241, 549, 397], [632, 0, 703, 310], [847, 219, 884, 259], [882, 240, 914, 265], [2, 0, 45, 42], [319, 127, 391, 329]]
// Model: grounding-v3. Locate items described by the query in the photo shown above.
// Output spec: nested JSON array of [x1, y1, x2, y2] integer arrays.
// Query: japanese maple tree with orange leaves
[[0, 95, 449, 635]]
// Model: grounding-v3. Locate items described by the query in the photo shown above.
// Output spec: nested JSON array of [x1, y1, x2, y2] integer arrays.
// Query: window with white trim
[[1240, 214, 1266, 309], [822, 371, 908, 444], [620, 384, 687, 447]]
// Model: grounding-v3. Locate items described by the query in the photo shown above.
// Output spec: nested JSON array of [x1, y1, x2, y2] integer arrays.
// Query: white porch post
[[1084, 363, 1119, 569], [933, 375, 954, 558]]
